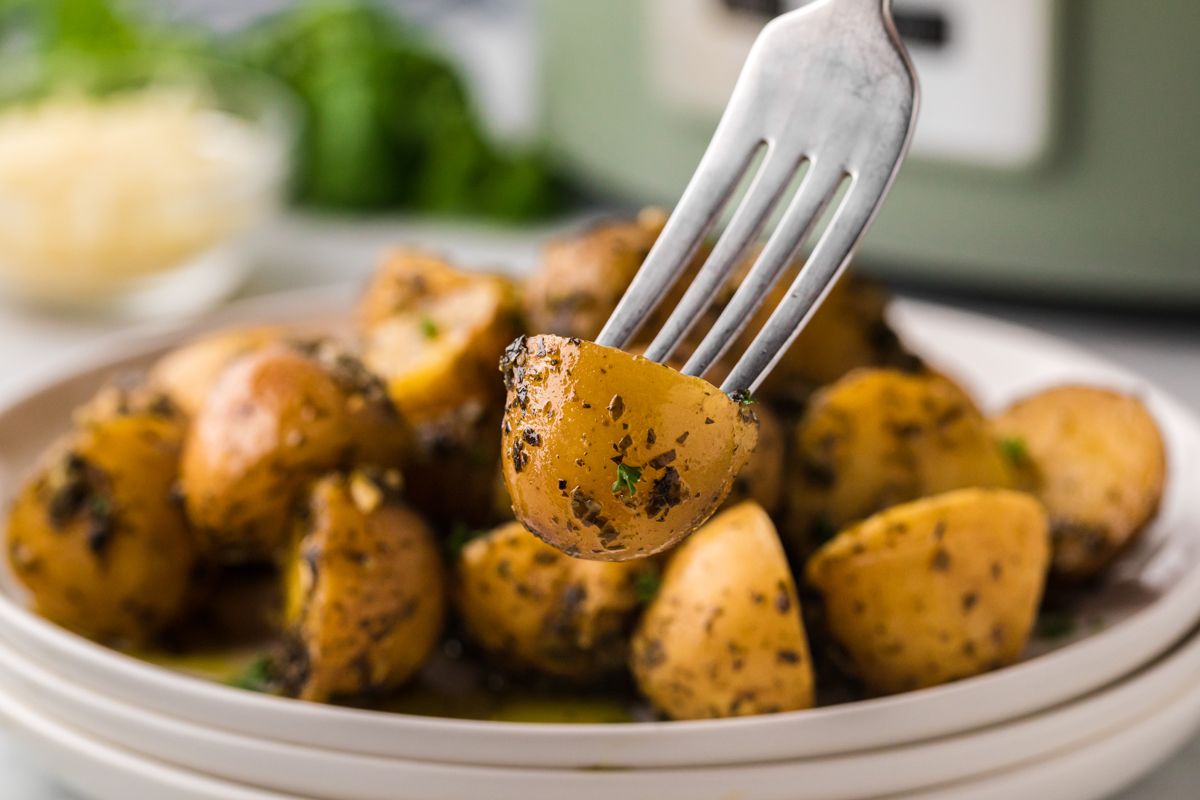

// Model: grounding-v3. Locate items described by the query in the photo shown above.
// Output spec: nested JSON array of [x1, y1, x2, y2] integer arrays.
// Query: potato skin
[[281, 472, 445, 703], [7, 405, 195, 646], [631, 502, 814, 720], [148, 326, 283, 418], [180, 344, 407, 561], [501, 334, 758, 561], [360, 250, 521, 423], [785, 368, 1012, 558], [523, 210, 665, 341], [993, 387, 1166, 581], [807, 488, 1050, 696], [455, 521, 651, 679]]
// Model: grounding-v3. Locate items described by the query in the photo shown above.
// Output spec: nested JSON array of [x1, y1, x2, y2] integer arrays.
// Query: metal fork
[[595, 0, 919, 394]]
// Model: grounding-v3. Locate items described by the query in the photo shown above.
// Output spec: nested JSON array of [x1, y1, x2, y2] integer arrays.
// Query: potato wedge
[[500, 334, 758, 561], [7, 401, 195, 646], [180, 343, 408, 561], [280, 471, 445, 703], [148, 326, 284, 418], [807, 488, 1049, 695], [522, 209, 665, 341], [360, 250, 520, 423], [993, 387, 1166, 580], [631, 502, 815, 719], [455, 521, 652, 679], [785, 368, 1012, 558]]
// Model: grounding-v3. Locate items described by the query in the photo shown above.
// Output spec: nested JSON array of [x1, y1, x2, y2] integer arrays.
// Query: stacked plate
[[1, 289, 1200, 800]]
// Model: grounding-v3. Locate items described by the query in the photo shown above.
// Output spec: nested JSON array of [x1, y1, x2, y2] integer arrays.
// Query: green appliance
[[538, 0, 1200, 304]]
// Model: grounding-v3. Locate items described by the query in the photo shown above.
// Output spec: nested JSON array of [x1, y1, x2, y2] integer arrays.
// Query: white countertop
[[1, 214, 1199, 799]]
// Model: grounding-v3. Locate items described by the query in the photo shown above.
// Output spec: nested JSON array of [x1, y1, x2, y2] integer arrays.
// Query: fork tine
[[642, 146, 805, 365], [720, 172, 893, 393], [594, 129, 762, 350], [680, 159, 847, 378]]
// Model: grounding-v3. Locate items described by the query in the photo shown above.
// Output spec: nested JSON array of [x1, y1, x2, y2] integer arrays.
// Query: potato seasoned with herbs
[[722, 402, 785, 516], [993, 387, 1166, 580], [180, 343, 408, 561], [785, 368, 1012, 558], [455, 521, 652, 679], [148, 326, 284, 418], [807, 488, 1049, 696], [500, 334, 758, 561], [522, 209, 665, 341], [631, 502, 814, 719], [7, 397, 195, 646], [280, 471, 445, 703], [360, 250, 521, 423]]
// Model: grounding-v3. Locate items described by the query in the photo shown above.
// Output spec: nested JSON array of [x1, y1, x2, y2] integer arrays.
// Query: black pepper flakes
[[647, 450, 677, 470], [704, 418, 714, 425], [558, 479, 567, 491], [522, 428, 541, 447], [676, 431, 690, 445]]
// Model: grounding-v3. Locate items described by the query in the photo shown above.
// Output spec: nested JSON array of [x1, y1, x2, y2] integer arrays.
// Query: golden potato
[[631, 502, 814, 720], [148, 326, 283, 418], [360, 250, 521, 423], [7, 401, 195, 646], [500, 334, 758, 561], [280, 471, 445, 703], [455, 521, 652, 679], [807, 488, 1050, 696], [523, 209, 665, 341], [785, 368, 1012, 558], [722, 402, 785, 516], [993, 387, 1166, 580], [180, 343, 408, 561]]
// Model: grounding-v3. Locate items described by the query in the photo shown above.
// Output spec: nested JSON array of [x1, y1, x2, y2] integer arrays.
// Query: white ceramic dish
[[3, 635, 1200, 800], [1, 288, 1199, 770], [4, 612, 1200, 800]]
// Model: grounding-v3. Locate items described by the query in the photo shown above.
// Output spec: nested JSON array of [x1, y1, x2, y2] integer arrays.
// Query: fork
[[595, 0, 919, 394]]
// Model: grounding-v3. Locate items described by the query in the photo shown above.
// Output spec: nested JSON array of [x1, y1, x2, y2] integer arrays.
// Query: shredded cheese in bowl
[[0, 87, 288, 305]]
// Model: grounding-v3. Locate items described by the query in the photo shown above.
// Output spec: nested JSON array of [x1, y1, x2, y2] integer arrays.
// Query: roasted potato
[[148, 326, 284, 418], [279, 471, 445, 703], [785, 368, 1012, 558], [523, 209, 666, 341], [500, 334, 758, 561], [180, 343, 408, 561], [722, 402, 785, 516], [456, 521, 652, 679], [7, 398, 195, 646], [630, 502, 814, 719], [807, 488, 1050, 696], [993, 387, 1166, 581], [360, 250, 521, 423]]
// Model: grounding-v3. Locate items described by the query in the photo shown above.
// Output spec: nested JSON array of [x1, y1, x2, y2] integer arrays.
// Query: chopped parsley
[[729, 389, 756, 406], [445, 521, 486, 557], [1036, 612, 1076, 640], [419, 316, 439, 339], [612, 463, 643, 497], [999, 436, 1029, 466], [635, 571, 661, 605], [227, 654, 273, 692]]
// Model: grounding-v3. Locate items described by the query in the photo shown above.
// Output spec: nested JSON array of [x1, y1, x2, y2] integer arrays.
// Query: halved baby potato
[[786, 368, 1012, 558], [360, 250, 521, 423], [806, 488, 1050, 696], [630, 502, 815, 720], [180, 343, 408, 561], [7, 397, 195, 646], [280, 471, 445, 703], [455, 521, 652, 679], [148, 326, 284, 418], [500, 334, 758, 561], [993, 386, 1166, 581]]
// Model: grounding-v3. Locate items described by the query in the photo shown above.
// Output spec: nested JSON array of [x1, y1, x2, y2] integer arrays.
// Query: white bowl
[[5, 613, 1200, 800], [3, 629, 1200, 800], [0, 289, 1199, 770]]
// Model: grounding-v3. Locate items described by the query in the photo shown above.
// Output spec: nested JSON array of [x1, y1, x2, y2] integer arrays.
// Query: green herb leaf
[[445, 521, 486, 557], [227, 654, 273, 692], [419, 316, 438, 339], [729, 389, 756, 406], [612, 463, 643, 497], [999, 436, 1029, 466], [1035, 612, 1075, 640], [634, 571, 661, 605]]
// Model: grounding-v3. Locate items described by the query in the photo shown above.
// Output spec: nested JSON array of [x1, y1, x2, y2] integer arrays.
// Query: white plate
[[2, 634, 1200, 800], [0, 288, 1199, 769], [5, 613, 1200, 800]]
